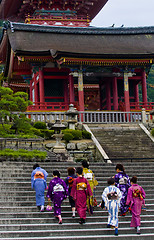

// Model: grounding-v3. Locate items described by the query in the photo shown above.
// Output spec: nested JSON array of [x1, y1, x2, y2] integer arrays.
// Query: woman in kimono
[[82, 160, 98, 213], [46, 170, 68, 224], [64, 167, 77, 218], [31, 164, 48, 212], [114, 164, 131, 216], [102, 177, 122, 236], [71, 167, 92, 224], [126, 176, 146, 234]]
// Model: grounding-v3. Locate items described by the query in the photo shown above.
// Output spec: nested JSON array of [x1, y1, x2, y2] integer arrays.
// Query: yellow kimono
[[83, 168, 98, 210]]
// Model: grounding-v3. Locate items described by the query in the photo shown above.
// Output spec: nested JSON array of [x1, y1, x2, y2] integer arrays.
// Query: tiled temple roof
[[8, 22, 154, 35]]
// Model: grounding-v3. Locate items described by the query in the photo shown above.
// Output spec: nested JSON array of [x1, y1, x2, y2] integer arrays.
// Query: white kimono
[[102, 185, 122, 228]]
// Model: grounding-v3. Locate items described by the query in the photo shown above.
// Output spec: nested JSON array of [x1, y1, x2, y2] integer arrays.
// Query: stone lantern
[[65, 104, 79, 130], [52, 119, 67, 153]]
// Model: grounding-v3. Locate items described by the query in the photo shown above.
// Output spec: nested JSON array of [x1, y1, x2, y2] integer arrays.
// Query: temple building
[[0, 0, 154, 112]]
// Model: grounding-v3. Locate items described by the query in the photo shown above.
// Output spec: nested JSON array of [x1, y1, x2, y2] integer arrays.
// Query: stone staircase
[[0, 161, 154, 239], [89, 124, 154, 160]]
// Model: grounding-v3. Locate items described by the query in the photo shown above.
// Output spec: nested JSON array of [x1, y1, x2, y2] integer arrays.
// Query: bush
[[33, 121, 47, 129], [151, 128, 154, 137], [0, 149, 47, 161], [82, 130, 91, 139], [62, 129, 82, 140], [40, 129, 54, 139], [63, 133, 74, 143], [31, 128, 44, 138]]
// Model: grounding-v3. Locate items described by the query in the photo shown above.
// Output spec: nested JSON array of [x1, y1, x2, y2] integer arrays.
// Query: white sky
[[91, 0, 154, 28]]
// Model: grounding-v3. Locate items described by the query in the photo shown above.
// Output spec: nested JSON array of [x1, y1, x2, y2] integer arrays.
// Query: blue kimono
[[31, 167, 48, 206], [102, 185, 122, 228]]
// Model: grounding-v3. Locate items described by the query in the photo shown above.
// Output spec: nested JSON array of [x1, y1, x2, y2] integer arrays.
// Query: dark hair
[[33, 163, 39, 170], [76, 167, 83, 175], [82, 160, 89, 168], [107, 177, 115, 185], [53, 170, 60, 178], [130, 176, 137, 184], [67, 167, 75, 176], [115, 164, 125, 173]]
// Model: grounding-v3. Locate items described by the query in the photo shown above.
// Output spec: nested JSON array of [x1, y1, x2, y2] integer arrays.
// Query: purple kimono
[[126, 184, 146, 227], [114, 171, 131, 215], [71, 176, 92, 219], [47, 177, 68, 216]]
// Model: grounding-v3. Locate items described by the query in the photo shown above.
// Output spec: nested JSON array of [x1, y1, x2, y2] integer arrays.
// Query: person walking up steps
[[31, 163, 48, 212], [46, 170, 68, 224], [126, 176, 146, 235], [65, 167, 77, 218], [82, 160, 98, 214], [102, 177, 122, 236], [71, 167, 92, 224], [114, 164, 131, 216]]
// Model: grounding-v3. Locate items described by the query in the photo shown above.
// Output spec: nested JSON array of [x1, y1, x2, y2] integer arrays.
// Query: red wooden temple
[[0, 0, 154, 112]]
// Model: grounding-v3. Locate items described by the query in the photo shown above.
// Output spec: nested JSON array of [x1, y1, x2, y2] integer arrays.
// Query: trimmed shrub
[[31, 128, 44, 138], [40, 129, 54, 139], [151, 128, 154, 137], [82, 130, 91, 139], [33, 121, 47, 129], [63, 133, 74, 143], [71, 130, 82, 140], [62, 129, 82, 140], [0, 149, 47, 161]]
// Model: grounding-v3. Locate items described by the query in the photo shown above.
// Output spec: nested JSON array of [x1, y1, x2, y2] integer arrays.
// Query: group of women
[[31, 162, 146, 235]]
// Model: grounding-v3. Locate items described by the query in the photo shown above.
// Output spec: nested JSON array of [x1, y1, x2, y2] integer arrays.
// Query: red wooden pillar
[[64, 79, 69, 105], [142, 70, 148, 104], [39, 68, 44, 103], [112, 77, 118, 110], [134, 81, 139, 102], [78, 70, 84, 111], [106, 80, 111, 110], [124, 72, 130, 111], [30, 80, 33, 102], [69, 74, 75, 103]]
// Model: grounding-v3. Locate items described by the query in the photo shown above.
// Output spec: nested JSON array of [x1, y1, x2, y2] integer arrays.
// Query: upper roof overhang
[[4, 22, 154, 60], [0, 0, 108, 21]]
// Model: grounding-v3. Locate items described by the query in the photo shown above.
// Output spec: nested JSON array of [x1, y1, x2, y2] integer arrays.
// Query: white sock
[[137, 226, 140, 230], [41, 205, 44, 210], [72, 210, 75, 216]]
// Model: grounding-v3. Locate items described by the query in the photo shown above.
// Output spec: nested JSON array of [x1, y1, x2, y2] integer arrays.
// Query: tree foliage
[[0, 86, 32, 133]]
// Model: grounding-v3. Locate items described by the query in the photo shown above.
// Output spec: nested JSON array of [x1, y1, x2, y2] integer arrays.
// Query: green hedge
[[0, 149, 47, 161], [33, 121, 47, 129], [82, 130, 91, 139], [151, 128, 154, 137]]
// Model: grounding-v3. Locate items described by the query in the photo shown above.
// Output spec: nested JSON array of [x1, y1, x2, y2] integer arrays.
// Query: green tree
[[0, 86, 32, 133]]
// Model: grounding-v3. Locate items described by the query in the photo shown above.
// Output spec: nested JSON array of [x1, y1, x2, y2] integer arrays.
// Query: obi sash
[[53, 183, 64, 192], [77, 182, 87, 190], [107, 191, 118, 200], [133, 189, 143, 200], [34, 171, 45, 180]]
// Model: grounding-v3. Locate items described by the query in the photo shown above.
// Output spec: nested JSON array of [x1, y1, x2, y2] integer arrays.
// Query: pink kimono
[[71, 176, 92, 219], [126, 184, 146, 227]]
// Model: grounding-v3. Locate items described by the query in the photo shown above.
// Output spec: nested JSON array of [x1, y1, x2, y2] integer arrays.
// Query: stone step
[[1, 220, 154, 231], [1, 226, 154, 238], [0, 214, 153, 224], [0, 209, 152, 218]]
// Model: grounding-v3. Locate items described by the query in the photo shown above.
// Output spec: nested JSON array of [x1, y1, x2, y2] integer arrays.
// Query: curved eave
[[6, 23, 154, 59], [0, 30, 8, 64]]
